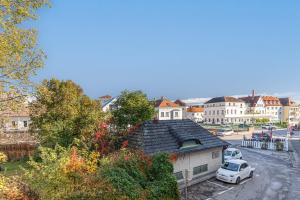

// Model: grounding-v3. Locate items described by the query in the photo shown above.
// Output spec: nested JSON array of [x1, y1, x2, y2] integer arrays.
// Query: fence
[[0, 143, 38, 161], [241, 138, 288, 151]]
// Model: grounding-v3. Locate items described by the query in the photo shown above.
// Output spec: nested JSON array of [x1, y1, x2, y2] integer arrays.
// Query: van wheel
[[249, 171, 253, 178], [236, 177, 241, 184]]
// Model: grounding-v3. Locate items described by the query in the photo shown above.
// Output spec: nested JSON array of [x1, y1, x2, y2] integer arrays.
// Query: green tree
[[112, 90, 155, 132], [30, 79, 104, 148], [0, 0, 49, 131]]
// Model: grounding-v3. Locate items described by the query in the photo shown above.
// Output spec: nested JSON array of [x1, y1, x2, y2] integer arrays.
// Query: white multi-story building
[[155, 97, 183, 120], [204, 96, 249, 124], [186, 106, 204, 123]]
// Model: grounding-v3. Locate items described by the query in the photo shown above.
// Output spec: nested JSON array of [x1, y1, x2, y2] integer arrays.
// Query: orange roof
[[187, 106, 204, 113], [155, 98, 179, 108], [262, 96, 282, 106]]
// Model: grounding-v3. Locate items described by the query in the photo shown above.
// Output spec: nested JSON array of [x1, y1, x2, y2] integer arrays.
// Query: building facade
[[204, 97, 249, 124], [279, 98, 300, 126], [155, 97, 183, 120], [186, 106, 204, 123], [1, 106, 31, 132]]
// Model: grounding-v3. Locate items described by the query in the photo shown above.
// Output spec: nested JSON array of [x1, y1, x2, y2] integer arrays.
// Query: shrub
[[0, 152, 7, 163], [275, 142, 284, 151]]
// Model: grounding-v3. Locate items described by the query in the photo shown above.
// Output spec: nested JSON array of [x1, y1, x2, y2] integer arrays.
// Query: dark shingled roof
[[239, 96, 261, 107], [205, 96, 244, 104], [128, 119, 229, 155], [279, 98, 297, 106]]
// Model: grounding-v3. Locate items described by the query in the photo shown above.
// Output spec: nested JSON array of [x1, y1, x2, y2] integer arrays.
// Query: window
[[240, 163, 248, 171], [193, 164, 208, 175], [240, 111, 243, 115], [23, 121, 28, 127], [217, 110, 219, 115], [180, 140, 200, 149], [174, 171, 184, 180], [12, 121, 16, 127], [166, 112, 169, 117], [175, 112, 178, 117], [161, 112, 164, 117], [212, 151, 220, 159]]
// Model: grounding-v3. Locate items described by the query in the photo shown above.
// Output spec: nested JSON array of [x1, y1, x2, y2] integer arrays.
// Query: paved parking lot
[[181, 144, 300, 200]]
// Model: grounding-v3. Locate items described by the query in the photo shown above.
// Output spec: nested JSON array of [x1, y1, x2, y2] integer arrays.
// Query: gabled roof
[[205, 96, 244, 104], [128, 119, 229, 155], [102, 97, 118, 108], [174, 99, 187, 107], [239, 96, 261, 107], [279, 98, 297, 106], [187, 106, 204, 113], [155, 97, 179, 108], [262, 96, 282, 106]]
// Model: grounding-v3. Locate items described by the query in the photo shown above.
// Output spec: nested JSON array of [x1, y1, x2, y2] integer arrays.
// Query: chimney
[[252, 90, 255, 98]]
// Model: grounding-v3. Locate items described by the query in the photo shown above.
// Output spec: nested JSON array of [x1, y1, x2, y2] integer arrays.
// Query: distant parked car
[[224, 148, 243, 161], [216, 160, 255, 184], [216, 129, 234, 136], [252, 132, 271, 142], [262, 124, 276, 130]]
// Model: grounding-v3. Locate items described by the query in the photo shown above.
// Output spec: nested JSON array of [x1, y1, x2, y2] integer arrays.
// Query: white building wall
[[156, 107, 183, 120], [173, 147, 223, 184], [186, 112, 204, 123], [204, 102, 249, 124], [4, 116, 31, 131]]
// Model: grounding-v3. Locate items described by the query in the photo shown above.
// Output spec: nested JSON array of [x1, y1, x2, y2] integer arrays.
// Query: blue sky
[[33, 1, 300, 100]]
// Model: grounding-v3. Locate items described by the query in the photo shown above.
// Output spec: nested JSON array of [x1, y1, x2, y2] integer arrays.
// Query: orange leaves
[[169, 153, 178, 162]]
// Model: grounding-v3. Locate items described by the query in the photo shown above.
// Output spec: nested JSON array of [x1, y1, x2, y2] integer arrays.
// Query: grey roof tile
[[128, 119, 229, 155]]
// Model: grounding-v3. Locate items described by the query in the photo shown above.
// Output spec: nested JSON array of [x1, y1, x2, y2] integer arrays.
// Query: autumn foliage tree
[[30, 79, 104, 148], [0, 0, 49, 122]]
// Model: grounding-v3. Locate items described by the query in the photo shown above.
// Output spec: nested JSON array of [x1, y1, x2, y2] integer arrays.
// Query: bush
[[24, 147, 179, 200], [275, 142, 284, 151]]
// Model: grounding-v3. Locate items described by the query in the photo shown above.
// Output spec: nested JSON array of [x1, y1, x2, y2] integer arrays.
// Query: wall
[[173, 147, 223, 186], [0, 143, 37, 161], [4, 116, 31, 132], [156, 107, 183, 120]]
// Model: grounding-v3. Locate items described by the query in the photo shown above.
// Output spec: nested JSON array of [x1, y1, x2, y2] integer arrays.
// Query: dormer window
[[180, 139, 201, 149]]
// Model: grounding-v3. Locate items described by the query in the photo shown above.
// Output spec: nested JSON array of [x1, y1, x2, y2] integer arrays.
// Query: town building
[[174, 99, 188, 119], [279, 98, 300, 126], [261, 96, 282, 123], [155, 97, 182, 120], [203, 96, 249, 124], [101, 96, 118, 112], [1, 106, 31, 132], [186, 106, 204, 123], [128, 119, 229, 187]]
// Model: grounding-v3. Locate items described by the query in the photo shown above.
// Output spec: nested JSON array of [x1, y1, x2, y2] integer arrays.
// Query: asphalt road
[[182, 144, 300, 200]]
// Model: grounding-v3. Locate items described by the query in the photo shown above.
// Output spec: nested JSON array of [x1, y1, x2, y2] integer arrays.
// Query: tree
[[112, 90, 155, 132], [30, 79, 104, 148], [0, 0, 49, 130]]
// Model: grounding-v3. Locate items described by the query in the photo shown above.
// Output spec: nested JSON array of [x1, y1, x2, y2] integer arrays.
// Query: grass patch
[[1, 159, 30, 177]]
